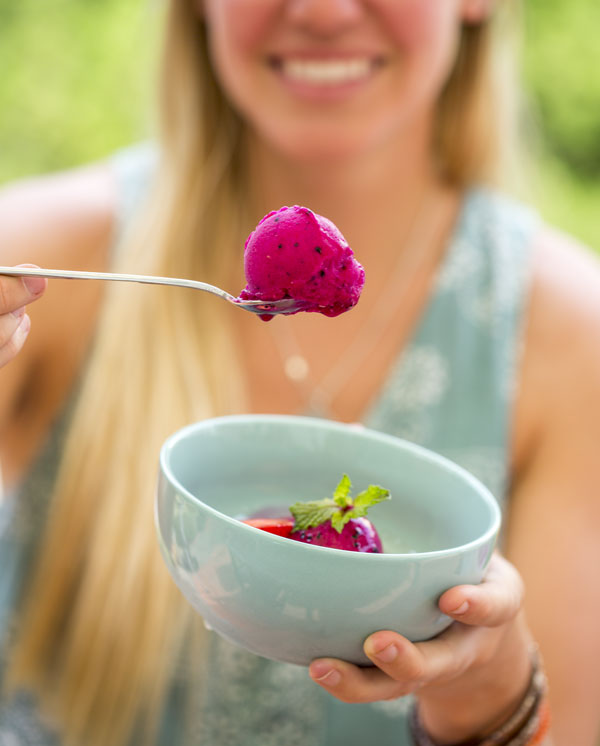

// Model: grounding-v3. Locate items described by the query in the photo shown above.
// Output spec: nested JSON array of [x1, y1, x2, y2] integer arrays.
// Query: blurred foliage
[[0, 0, 598, 249], [0, 0, 159, 177], [523, 0, 600, 178], [522, 0, 600, 250]]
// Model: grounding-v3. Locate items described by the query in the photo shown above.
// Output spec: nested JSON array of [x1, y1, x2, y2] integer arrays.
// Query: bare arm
[[0, 161, 115, 488], [505, 226, 600, 745]]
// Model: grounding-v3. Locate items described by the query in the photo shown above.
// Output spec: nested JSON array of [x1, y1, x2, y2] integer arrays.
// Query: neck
[[245, 118, 443, 266]]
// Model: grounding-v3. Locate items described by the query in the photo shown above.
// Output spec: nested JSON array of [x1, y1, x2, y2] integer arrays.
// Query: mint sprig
[[332, 473, 352, 506], [289, 474, 390, 534]]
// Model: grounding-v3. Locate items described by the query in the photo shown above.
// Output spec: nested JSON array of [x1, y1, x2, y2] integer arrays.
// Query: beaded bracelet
[[409, 647, 550, 746], [528, 699, 551, 746]]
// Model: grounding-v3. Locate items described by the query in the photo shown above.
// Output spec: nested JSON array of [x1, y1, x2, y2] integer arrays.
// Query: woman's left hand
[[309, 552, 533, 742]]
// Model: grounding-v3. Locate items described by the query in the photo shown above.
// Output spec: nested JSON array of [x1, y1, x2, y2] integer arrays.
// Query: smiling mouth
[[269, 57, 383, 86]]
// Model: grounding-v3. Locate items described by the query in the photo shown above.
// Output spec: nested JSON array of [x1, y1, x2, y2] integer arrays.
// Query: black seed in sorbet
[[294, 242, 299, 247], [319, 270, 325, 277], [315, 246, 322, 254], [278, 243, 283, 248]]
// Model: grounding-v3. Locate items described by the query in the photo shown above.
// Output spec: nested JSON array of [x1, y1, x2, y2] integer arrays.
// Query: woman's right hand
[[0, 266, 46, 368]]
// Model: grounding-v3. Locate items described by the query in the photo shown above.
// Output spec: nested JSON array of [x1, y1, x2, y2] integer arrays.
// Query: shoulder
[[514, 222, 600, 473], [463, 186, 537, 242], [529, 225, 600, 385], [0, 159, 116, 270], [0, 142, 158, 269]]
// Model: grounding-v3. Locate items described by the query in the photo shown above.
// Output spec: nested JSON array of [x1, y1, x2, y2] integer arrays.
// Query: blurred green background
[[0, 0, 598, 250]]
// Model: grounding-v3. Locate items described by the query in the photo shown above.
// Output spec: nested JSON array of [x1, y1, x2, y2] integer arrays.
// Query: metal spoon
[[0, 266, 306, 316]]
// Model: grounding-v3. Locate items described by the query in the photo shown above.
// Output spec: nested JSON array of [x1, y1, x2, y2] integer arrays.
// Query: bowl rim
[[158, 413, 501, 561]]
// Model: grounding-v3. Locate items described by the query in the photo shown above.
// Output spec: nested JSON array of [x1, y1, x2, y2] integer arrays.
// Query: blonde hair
[[7, 2, 523, 744], [437, 4, 525, 190]]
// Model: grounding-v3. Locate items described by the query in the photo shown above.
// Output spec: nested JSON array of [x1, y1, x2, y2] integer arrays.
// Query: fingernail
[[22, 276, 46, 296], [373, 644, 398, 663], [450, 601, 469, 615], [311, 665, 341, 687], [11, 306, 25, 319]]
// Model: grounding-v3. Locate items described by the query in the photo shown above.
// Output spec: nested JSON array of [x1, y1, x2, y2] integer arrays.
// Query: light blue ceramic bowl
[[155, 415, 500, 666]]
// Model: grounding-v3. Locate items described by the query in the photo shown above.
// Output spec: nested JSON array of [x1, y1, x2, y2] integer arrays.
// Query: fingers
[[0, 265, 46, 367], [0, 310, 31, 367], [310, 625, 492, 704], [309, 626, 476, 703], [309, 653, 421, 703], [309, 555, 525, 705], [367, 623, 488, 684], [0, 265, 47, 313], [438, 553, 524, 628]]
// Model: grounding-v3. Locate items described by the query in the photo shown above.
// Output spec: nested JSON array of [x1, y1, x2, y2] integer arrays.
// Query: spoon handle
[[0, 266, 235, 302]]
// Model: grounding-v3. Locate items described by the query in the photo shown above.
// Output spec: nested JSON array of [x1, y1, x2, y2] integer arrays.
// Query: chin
[[265, 122, 386, 165]]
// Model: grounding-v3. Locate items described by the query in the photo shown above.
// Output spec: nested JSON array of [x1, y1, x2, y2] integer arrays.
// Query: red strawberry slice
[[243, 517, 295, 538]]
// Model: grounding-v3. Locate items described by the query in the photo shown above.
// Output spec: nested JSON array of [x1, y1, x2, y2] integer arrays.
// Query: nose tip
[[288, 0, 363, 34]]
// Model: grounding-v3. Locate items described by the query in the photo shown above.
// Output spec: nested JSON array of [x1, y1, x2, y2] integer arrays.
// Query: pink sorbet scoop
[[239, 205, 364, 319]]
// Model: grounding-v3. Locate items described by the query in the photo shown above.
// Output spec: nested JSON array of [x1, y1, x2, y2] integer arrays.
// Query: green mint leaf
[[333, 474, 352, 508], [330, 510, 347, 533], [343, 485, 390, 523], [289, 478, 391, 534], [289, 498, 339, 531]]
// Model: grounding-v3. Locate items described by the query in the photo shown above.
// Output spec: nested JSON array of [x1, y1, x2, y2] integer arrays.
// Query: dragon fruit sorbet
[[239, 206, 364, 317]]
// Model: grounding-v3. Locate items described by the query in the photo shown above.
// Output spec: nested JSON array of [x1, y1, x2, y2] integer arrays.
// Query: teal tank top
[[0, 144, 537, 745]]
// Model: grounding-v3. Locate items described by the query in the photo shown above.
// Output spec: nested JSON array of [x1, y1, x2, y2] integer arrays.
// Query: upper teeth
[[282, 59, 371, 85]]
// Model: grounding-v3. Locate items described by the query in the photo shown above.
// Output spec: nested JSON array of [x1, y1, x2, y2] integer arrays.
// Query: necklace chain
[[268, 189, 445, 420]]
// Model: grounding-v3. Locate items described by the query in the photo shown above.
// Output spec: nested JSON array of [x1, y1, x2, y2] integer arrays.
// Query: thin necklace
[[268, 188, 447, 420]]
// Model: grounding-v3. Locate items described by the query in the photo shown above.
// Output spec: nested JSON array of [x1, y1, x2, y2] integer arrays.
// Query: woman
[[1, 1, 600, 744]]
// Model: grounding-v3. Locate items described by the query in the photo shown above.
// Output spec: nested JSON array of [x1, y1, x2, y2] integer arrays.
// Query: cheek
[[376, 0, 462, 99], [203, 0, 279, 55], [202, 0, 281, 114], [375, 0, 461, 55]]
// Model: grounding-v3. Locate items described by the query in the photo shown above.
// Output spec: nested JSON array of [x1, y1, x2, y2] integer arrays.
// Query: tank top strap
[[109, 141, 158, 254]]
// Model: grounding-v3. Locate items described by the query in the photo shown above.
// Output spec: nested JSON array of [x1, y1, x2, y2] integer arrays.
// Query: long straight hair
[[7, 2, 523, 744]]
